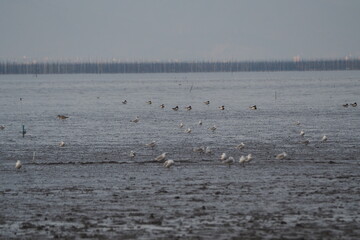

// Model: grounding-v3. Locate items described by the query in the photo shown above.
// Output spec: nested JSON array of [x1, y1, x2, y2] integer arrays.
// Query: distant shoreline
[[1, 59, 359, 74]]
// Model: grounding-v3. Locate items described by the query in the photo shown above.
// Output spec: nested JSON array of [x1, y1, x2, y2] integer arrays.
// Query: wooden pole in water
[[20, 98, 26, 137]]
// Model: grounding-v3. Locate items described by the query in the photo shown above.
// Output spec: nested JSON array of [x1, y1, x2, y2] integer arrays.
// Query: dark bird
[[57, 115, 69, 119], [185, 105, 192, 111]]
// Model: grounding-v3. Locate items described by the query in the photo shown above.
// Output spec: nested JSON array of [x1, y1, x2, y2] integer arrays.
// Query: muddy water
[[1, 71, 360, 239]]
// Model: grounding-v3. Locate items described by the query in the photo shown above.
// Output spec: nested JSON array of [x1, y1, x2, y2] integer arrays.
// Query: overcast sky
[[0, 0, 359, 61]]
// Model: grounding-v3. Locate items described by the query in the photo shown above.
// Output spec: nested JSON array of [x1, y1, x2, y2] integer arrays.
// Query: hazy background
[[0, 0, 359, 62]]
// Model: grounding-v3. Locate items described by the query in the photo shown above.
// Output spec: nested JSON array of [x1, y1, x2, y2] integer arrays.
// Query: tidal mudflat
[[1, 71, 360, 239]]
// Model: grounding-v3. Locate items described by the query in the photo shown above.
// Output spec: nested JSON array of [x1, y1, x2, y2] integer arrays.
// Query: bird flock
[[7, 98, 357, 170]]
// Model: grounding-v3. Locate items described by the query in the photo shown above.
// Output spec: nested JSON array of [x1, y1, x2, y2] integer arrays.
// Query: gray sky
[[0, 0, 359, 61]]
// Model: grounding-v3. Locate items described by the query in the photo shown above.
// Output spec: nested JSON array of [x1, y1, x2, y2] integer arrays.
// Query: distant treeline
[[0, 59, 359, 74]]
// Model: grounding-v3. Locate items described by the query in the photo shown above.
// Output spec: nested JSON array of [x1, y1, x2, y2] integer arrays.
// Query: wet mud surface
[[1, 72, 360, 239]]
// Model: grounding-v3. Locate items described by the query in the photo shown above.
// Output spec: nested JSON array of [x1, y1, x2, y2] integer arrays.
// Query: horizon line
[[1, 57, 360, 64]]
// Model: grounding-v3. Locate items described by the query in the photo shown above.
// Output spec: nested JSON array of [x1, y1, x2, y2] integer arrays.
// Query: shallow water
[[1, 71, 360, 239]]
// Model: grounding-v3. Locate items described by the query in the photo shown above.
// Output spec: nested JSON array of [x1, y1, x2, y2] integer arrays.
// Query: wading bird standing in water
[[131, 116, 139, 123], [239, 155, 246, 166], [276, 152, 288, 160], [57, 115, 69, 119], [185, 128, 192, 133], [246, 154, 253, 163], [163, 159, 174, 168], [222, 156, 235, 167], [185, 105, 192, 111], [154, 152, 167, 162], [129, 151, 136, 159], [146, 141, 157, 149], [300, 130, 305, 137], [209, 125, 217, 132], [15, 160, 22, 169], [235, 143, 245, 150]]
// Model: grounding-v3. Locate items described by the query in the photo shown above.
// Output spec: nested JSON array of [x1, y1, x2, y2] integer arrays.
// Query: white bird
[[129, 151, 136, 158], [300, 130, 305, 136], [239, 155, 247, 166], [0, 125, 5, 130], [321, 135, 328, 142], [198, 120, 203, 126], [235, 142, 245, 150], [146, 141, 157, 149], [220, 153, 227, 161], [15, 160, 22, 169], [185, 128, 192, 133], [209, 125, 217, 132], [154, 152, 167, 162], [163, 159, 174, 168], [246, 154, 253, 162], [276, 152, 288, 160], [131, 116, 139, 123], [179, 122, 184, 128], [205, 146, 212, 154], [59, 141, 65, 147], [222, 156, 235, 167]]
